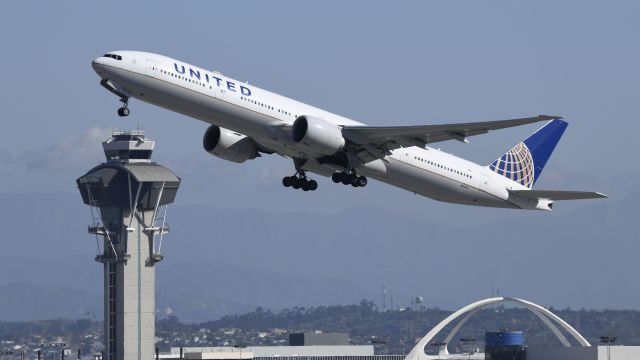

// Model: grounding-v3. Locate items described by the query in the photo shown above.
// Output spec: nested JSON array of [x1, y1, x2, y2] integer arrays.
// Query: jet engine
[[292, 115, 346, 156], [203, 125, 259, 163]]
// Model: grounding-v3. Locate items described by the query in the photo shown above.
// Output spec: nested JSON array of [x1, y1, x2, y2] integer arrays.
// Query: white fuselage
[[92, 51, 538, 209]]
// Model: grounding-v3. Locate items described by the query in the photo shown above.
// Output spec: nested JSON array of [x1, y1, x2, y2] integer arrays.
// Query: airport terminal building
[[167, 345, 403, 360], [164, 333, 403, 360], [158, 328, 640, 360]]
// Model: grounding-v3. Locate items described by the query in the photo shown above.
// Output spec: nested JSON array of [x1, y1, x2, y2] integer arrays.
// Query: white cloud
[[22, 127, 112, 171]]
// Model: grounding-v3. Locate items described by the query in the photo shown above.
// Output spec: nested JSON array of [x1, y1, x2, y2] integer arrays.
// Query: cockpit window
[[103, 53, 122, 60]]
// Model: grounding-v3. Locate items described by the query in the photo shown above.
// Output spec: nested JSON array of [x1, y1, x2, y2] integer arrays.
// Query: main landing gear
[[282, 171, 318, 191], [117, 97, 130, 117], [332, 171, 367, 187]]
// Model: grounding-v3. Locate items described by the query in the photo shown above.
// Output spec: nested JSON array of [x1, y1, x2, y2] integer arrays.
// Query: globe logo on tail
[[489, 142, 535, 189]]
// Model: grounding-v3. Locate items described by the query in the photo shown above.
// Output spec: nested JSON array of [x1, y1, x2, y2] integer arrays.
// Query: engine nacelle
[[203, 125, 259, 163], [292, 115, 346, 156]]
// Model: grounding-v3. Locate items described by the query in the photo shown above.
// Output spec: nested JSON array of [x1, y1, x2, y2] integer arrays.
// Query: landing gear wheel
[[291, 177, 301, 189], [284, 166, 318, 191], [117, 107, 130, 117], [300, 179, 311, 191], [333, 171, 366, 188], [340, 172, 350, 185], [349, 173, 360, 187]]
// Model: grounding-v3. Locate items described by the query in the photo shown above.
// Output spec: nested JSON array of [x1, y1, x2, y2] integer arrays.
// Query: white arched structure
[[405, 297, 590, 360]]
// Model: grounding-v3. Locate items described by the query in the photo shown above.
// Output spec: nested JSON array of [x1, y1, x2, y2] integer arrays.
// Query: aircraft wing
[[508, 190, 608, 201], [340, 114, 562, 164], [342, 114, 561, 149]]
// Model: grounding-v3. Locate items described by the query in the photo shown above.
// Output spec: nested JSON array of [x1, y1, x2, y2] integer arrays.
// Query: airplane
[[91, 51, 606, 211]]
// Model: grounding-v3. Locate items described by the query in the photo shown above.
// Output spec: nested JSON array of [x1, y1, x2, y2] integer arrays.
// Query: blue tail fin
[[488, 119, 568, 188]]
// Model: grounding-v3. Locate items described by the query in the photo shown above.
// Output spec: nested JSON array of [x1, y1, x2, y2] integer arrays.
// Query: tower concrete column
[[77, 130, 181, 360]]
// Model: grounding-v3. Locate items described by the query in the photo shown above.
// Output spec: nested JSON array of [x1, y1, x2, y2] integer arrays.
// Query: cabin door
[[480, 173, 490, 191], [145, 59, 156, 77]]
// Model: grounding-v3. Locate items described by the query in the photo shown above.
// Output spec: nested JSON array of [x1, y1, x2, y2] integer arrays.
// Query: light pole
[[600, 336, 617, 360]]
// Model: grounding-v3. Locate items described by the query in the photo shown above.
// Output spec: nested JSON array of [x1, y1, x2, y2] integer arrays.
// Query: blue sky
[[0, 0, 639, 312], [0, 2, 638, 221]]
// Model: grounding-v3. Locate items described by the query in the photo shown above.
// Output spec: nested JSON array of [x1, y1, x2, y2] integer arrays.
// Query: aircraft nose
[[91, 57, 108, 76]]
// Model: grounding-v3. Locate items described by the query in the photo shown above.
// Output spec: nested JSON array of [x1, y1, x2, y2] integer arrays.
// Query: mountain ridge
[[0, 189, 636, 321]]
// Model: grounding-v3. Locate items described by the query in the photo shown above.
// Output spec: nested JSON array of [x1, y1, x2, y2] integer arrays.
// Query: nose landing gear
[[282, 171, 318, 192], [117, 106, 130, 117], [99, 79, 131, 117], [117, 98, 130, 117], [332, 171, 367, 187]]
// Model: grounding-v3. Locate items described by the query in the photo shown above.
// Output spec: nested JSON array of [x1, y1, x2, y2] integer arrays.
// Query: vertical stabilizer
[[489, 119, 568, 188]]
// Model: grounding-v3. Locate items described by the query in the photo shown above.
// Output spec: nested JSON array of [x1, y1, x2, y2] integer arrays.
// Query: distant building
[[404, 297, 640, 360], [527, 346, 640, 360], [164, 345, 405, 360], [289, 333, 350, 346], [159, 332, 390, 360]]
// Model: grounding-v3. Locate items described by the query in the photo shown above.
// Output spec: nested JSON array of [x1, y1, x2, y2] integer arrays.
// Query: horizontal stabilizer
[[509, 189, 608, 201]]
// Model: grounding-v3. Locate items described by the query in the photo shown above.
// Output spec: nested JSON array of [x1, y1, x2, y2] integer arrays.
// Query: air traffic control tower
[[76, 130, 181, 360]]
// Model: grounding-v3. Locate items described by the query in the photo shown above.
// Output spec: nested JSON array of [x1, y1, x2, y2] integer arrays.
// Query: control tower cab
[[102, 130, 155, 162], [76, 130, 180, 360]]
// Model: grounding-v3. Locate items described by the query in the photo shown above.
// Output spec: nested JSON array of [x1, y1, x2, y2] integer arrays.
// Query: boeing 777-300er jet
[[91, 51, 606, 210]]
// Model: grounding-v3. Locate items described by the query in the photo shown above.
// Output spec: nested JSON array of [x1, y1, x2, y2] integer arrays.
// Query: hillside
[[0, 190, 637, 321], [157, 302, 640, 354], [2, 302, 639, 356]]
